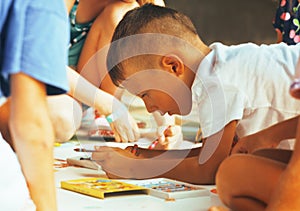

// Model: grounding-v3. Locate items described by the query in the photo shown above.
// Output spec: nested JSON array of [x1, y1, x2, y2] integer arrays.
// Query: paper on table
[[79, 137, 201, 151]]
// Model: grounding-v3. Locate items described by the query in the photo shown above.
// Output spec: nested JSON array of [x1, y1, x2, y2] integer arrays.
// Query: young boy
[[91, 4, 300, 185], [213, 59, 300, 211], [0, 0, 69, 210]]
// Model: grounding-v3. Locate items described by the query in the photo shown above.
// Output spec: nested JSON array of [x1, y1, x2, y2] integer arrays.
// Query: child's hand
[[107, 104, 140, 143], [152, 125, 183, 150], [92, 145, 178, 179], [92, 146, 138, 179]]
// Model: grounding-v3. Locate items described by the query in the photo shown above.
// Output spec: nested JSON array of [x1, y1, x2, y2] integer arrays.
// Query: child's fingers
[[164, 125, 181, 137], [157, 125, 183, 149]]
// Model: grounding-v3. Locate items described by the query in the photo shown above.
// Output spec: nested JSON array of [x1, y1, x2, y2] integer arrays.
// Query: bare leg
[[216, 154, 286, 211]]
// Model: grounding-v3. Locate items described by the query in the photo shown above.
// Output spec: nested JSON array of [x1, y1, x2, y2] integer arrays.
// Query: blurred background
[[164, 0, 279, 45]]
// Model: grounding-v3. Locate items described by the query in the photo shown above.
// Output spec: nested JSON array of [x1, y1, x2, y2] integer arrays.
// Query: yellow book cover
[[60, 177, 147, 199]]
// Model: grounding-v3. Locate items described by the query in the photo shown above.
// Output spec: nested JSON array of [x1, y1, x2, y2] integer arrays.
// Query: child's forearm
[[129, 148, 214, 184], [145, 122, 235, 184], [67, 66, 114, 115], [128, 128, 232, 185], [258, 116, 299, 144], [133, 150, 218, 184]]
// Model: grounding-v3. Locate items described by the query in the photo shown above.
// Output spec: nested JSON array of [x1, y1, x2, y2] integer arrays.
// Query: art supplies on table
[[60, 177, 147, 199], [61, 177, 209, 200], [66, 156, 99, 170], [88, 128, 115, 141], [123, 178, 209, 199]]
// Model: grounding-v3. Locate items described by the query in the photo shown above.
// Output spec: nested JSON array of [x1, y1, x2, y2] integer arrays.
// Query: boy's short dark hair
[[107, 3, 198, 87]]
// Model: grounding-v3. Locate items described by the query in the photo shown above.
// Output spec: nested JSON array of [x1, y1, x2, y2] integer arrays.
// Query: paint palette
[[88, 129, 115, 141], [125, 178, 209, 199], [61, 178, 147, 199]]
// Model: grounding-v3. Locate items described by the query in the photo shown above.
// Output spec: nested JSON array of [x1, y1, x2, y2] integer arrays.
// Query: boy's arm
[[232, 116, 299, 154], [266, 117, 300, 210], [160, 120, 237, 184], [10, 73, 57, 211], [92, 121, 237, 184]]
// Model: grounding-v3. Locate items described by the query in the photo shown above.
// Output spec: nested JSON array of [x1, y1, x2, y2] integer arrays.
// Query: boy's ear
[[161, 54, 184, 76]]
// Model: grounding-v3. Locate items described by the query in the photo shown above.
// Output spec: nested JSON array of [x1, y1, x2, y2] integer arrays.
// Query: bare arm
[[10, 73, 57, 211], [93, 121, 237, 184], [158, 120, 237, 184], [261, 116, 299, 142], [67, 66, 114, 115], [232, 116, 299, 154]]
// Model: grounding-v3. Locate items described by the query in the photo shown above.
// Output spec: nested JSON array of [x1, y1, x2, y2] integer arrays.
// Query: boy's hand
[[152, 125, 183, 150], [92, 146, 163, 179], [92, 146, 179, 179], [92, 146, 137, 179]]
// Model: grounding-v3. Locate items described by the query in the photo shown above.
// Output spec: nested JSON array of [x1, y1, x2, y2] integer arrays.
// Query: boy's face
[[136, 89, 179, 116], [120, 60, 192, 115]]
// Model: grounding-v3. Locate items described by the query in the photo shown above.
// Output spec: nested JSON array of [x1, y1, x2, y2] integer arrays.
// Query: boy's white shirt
[[192, 42, 300, 138]]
